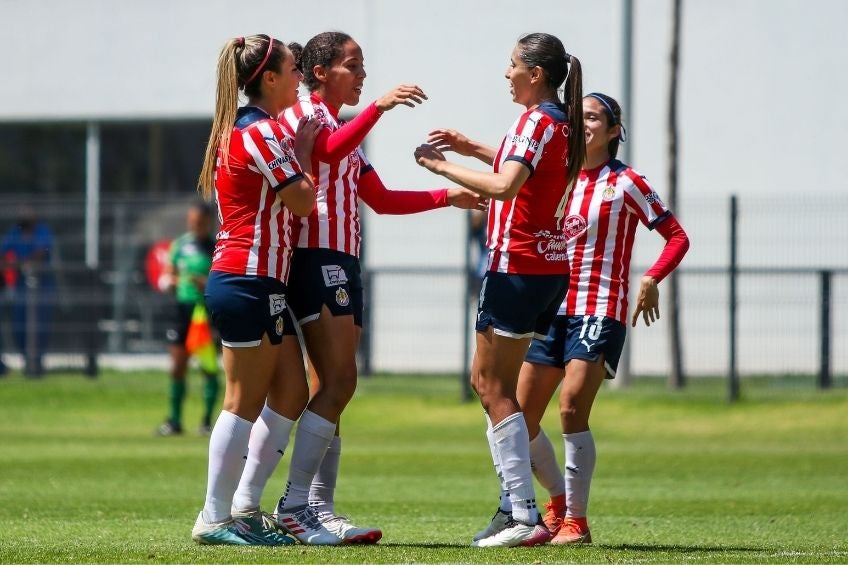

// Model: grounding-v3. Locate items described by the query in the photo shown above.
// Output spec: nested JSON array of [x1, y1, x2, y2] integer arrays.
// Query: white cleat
[[472, 508, 512, 542], [316, 510, 383, 544], [274, 504, 342, 545], [471, 517, 551, 548]]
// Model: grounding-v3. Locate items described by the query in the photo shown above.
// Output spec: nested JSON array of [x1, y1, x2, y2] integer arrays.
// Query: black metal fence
[[0, 194, 844, 397]]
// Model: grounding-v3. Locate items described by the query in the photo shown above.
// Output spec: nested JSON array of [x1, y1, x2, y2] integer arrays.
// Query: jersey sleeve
[[242, 120, 304, 192], [358, 147, 374, 176], [621, 169, 671, 229], [502, 112, 556, 175]]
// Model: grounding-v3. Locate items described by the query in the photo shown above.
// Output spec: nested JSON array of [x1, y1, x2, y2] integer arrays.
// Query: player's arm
[[427, 129, 498, 166], [358, 169, 483, 214], [414, 144, 530, 201], [310, 84, 426, 163], [631, 214, 690, 328]]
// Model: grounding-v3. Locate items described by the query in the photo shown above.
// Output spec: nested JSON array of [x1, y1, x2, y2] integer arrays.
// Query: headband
[[586, 92, 627, 142], [244, 37, 274, 86]]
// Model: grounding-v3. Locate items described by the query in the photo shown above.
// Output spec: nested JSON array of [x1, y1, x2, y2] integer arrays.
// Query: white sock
[[279, 410, 336, 511], [491, 412, 538, 525], [563, 430, 596, 517], [232, 405, 295, 512], [530, 430, 565, 497], [485, 414, 512, 512], [308, 435, 341, 514], [202, 410, 253, 523]]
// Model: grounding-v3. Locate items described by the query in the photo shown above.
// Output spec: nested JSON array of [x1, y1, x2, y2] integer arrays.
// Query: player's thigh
[[221, 334, 279, 420], [559, 357, 607, 432]]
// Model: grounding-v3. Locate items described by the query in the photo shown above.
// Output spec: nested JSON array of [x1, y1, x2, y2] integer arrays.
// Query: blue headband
[[586, 93, 627, 142]]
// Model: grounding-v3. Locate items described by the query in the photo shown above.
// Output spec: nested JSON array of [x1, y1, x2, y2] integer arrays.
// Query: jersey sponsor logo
[[602, 185, 616, 201], [533, 229, 568, 262], [335, 287, 350, 307], [269, 293, 286, 316], [645, 191, 663, 205], [563, 214, 588, 240], [275, 315, 284, 336], [321, 265, 348, 287], [217, 230, 230, 240], [267, 153, 295, 171], [509, 134, 540, 151]]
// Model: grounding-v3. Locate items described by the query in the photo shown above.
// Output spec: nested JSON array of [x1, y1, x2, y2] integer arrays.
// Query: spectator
[[0, 205, 55, 377]]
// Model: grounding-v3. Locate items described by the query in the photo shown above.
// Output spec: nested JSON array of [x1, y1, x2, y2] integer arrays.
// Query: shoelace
[[292, 506, 323, 530]]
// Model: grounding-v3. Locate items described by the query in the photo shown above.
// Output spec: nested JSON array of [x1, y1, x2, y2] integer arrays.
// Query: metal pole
[[611, 0, 634, 389], [85, 123, 100, 270], [728, 195, 739, 402], [461, 210, 473, 402], [819, 270, 832, 389]]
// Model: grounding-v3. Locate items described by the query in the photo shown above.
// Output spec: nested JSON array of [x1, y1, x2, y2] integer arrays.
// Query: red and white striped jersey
[[211, 106, 305, 282], [561, 159, 671, 323], [280, 94, 372, 257], [487, 102, 571, 275]]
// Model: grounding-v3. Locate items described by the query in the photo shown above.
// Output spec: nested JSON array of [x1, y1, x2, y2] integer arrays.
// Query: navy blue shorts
[[475, 272, 568, 339], [204, 271, 295, 347], [286, 248, 363, 328], [526, 315, 627, 379]]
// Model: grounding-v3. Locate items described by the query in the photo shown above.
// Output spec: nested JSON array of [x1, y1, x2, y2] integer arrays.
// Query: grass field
[[0, 371, 846, 563]]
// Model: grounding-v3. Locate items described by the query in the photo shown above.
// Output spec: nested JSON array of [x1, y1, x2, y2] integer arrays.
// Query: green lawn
[[0, 371, 846, 563]]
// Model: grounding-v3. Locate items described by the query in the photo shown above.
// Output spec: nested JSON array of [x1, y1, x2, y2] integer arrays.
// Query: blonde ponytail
[[198, 38, 242, 200]]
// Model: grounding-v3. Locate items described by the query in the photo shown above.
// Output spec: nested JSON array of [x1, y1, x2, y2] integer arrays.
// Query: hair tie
[[244, 37, 274, 85], [235, 36, 245, 47]]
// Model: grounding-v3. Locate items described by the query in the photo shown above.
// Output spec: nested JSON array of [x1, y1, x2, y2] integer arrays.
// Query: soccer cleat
[[472, 508, 513, 541], [232, 508, 296, 546], [156, 420, 183, 436], [550, 516, 592, 545], [542, 495, 566, 535], [274, 503, 342, 545], [471, 516, 551, 548], [316, 510, 383, 544], [191, 511, 262, 545]]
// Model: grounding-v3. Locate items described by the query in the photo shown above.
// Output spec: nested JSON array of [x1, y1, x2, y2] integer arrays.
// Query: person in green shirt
[[157, 202, 219, 436]]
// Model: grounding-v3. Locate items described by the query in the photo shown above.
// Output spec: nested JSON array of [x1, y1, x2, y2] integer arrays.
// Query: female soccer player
[[190, 34, 322, 546], [501, 93, 690, 545], [237, 31, 482, 546], [414, 32, 584, 547]]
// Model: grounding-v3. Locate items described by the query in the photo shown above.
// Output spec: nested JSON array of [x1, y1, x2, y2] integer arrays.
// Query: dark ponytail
[[562, 54, 585, 188]]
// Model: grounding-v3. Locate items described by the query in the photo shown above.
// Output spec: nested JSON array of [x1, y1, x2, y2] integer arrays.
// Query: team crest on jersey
[[269, 294, 286, 316], [312, 107, 329, 125], [335, 287, 350, 307], [602, 185, 616, 201], [321, 265, 348, 287], [275, 315, 284, 336], [563, 214, 588, 240]]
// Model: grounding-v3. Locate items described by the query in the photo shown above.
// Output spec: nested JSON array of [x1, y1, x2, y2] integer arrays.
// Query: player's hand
[[293, 116, 322, 173], [375, 84, 427, 111], [631, 275, 660, 327], [427, 129, 474, 156], [414, 143, 446, 173], [446, 188, 487, 210]]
